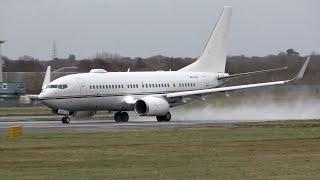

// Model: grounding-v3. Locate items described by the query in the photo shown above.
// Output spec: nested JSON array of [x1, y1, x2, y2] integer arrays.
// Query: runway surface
[[0, 116, 238, 132]]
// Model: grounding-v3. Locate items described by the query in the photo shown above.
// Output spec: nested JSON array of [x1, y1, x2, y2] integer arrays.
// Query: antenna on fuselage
[[127, 68, 130, 72]]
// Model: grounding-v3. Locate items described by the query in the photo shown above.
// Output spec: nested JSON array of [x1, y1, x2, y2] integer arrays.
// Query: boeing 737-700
[[35, 6, 309, 123]]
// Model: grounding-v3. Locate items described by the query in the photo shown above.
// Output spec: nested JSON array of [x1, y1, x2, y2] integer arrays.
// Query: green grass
[[0, 107, 53, 116], [1, 121, 320, 179]]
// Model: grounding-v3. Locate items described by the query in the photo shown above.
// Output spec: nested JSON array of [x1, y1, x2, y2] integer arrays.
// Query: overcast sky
[[1, 0, 319, 60]]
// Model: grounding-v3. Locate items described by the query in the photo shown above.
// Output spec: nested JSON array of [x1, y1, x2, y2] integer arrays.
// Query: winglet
[[295, 56, 310, 80], [42, 66, 51, 90], [287, 56, 310, 83]]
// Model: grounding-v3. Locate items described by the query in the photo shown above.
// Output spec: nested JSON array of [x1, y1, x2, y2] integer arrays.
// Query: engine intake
[[134, 97, 169, 116]]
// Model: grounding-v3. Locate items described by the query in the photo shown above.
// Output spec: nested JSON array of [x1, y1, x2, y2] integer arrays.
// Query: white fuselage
[[38, 71, 227, 112]]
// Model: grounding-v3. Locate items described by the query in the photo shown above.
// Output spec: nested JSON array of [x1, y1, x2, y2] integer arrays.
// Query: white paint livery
[[36, 6, 309, 123]]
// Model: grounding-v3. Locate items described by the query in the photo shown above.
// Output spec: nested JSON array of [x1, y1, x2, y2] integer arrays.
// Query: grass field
[[1, 120, 320, 179]]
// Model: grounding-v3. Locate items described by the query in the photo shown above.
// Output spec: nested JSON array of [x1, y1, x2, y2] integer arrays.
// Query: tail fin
[[42, 66, 51, 90], [179, 6, 232, 73]]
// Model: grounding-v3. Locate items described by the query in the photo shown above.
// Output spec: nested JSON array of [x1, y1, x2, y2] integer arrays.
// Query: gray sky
[[1, 0, 319, 60]]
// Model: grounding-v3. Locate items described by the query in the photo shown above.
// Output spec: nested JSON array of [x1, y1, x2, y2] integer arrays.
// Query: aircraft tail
[[179, 6, 232, 73], [42, 66, 51, 90]]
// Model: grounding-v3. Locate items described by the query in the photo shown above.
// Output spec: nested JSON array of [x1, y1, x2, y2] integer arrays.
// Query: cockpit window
[[46, 84, 68, 89], [47, 85, 58, 88]]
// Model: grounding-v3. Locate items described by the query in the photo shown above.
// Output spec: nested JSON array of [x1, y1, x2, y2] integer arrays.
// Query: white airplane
[[37, 6, 309, 123]]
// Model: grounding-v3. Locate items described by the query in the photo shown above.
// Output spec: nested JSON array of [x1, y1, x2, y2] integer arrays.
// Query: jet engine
[[134, 97, 169, 116]]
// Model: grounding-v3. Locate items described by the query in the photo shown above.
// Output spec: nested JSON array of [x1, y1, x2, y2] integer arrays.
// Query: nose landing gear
[[61, 116, 71, 124]]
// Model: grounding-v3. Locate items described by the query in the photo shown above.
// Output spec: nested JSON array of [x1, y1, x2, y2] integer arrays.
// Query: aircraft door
[[77, 78, 87, 96]]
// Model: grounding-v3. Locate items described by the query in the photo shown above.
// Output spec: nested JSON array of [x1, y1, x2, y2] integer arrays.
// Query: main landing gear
[[61, 116, 71, 124], [114, 112, 129, 122], [156, 112, 171, 122], [113, 111, 171, 122]]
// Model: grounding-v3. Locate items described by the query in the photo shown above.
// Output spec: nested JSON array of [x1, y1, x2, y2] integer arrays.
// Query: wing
[[166, 56, 310, 99], [217, 67, 288, 80]]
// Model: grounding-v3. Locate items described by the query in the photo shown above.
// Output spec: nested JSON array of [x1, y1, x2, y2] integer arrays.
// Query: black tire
[[157, 112, 171, 122], [164, 112, 171, 122], [61, 117, 66, 124], [114, 112, 122, 122], [156, 116, 165, 122], [65, 117, 71, 124], [121, 112, 129, 122]]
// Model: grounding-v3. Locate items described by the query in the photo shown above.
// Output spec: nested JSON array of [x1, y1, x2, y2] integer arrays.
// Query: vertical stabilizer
[[42, 66, 51, 90], [179, 6, 232, 73]]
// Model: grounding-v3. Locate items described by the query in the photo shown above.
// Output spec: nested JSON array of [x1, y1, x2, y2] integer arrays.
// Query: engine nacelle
[[134, 97, 169, 116]]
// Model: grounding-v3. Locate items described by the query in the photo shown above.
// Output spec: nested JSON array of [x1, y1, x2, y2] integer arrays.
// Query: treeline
[[2, 51, 320, 86]]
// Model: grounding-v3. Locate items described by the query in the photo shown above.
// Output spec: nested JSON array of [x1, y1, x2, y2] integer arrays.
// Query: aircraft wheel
[[156, 116, 165, 122], [121, 112, 129, 122], [62, 116, 70, 124], [164, 112, 171, 122], [115, 112, 129, 122], [65, 116, 71, 124], [114, 112, 122, 122], [157, 112, 171, 122], [61, 117, 66, 123]]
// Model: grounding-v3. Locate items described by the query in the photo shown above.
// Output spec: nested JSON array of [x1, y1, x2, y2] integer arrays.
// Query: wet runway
[[0, 116, 237, 132]]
